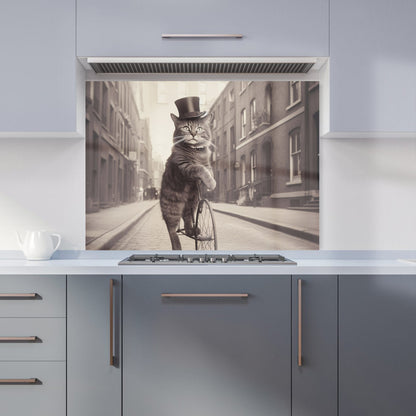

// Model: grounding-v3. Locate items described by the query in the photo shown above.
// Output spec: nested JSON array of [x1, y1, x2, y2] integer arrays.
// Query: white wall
[[0, 137, 415, 250], [321, 138, 416, 249], [0, 138, 85, 250]]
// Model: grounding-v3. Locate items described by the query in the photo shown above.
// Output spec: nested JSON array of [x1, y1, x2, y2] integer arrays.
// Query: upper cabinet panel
[[77, 0, 329, 57], [330, 0, 416, 134], [0, 0, 83, 137]]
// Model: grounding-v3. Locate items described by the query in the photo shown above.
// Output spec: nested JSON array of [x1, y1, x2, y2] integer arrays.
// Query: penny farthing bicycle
[[177, 181, 218, 250]]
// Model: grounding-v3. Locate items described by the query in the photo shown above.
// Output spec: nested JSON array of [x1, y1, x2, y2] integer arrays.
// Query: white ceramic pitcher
[[16, 230, 61, 260]]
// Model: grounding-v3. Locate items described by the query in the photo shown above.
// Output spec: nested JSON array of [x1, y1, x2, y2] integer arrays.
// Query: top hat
[[174, 96, 207, 120]]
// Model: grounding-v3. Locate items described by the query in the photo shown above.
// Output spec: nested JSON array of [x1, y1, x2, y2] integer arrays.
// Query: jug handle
[[15, 231, 23, 248], [51, 234, 61, 252]]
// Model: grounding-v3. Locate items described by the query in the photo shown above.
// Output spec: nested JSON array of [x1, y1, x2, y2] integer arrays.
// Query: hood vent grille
[[89, 61, 314, 74]]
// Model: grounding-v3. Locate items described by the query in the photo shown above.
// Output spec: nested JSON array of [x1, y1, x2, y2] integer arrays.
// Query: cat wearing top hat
[[160, 96, 216, 250]]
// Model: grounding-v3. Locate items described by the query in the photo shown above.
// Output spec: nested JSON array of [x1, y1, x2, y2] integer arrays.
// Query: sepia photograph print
[[86, 80, 319, 251]]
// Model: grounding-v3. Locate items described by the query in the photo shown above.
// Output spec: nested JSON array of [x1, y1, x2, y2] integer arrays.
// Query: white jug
[[16, 230, 61, 260]]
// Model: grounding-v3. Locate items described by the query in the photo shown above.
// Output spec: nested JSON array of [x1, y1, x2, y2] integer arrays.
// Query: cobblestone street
[[110, 203, 317, 250]]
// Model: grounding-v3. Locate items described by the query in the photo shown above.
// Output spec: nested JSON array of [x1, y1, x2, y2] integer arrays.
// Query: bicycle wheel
[[194, 199, 218, 250]]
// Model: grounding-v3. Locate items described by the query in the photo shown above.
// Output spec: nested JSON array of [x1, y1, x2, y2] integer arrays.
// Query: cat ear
[[201, 112, 214, 124], [170, 113, 179, 124]]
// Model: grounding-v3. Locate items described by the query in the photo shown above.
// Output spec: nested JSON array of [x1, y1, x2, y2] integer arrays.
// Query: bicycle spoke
[[195, 200, 217, 250]]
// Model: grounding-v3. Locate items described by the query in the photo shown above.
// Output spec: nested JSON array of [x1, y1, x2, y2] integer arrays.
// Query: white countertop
[[0, 251, 415, 275]]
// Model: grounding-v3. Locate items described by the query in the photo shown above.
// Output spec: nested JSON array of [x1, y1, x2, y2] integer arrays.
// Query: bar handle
[[109, 279, 115, 367], [162, 34, 243, 39], [161, 293, 248, 298], [298, 279, 303, 367], [0, 336, 39, 342], [0, 293, 38, 299], [0, 378, 40, 385]]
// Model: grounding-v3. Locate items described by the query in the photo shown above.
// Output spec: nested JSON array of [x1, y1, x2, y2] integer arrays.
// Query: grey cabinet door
[[330, 0, 416, 133], [292, 276, 337, 416], [339, 275, 416, 416], [77, 0, 328, 57], [0, 0, 79, 134], [67, 275, 121, 416], [124, 275, 291, 416]]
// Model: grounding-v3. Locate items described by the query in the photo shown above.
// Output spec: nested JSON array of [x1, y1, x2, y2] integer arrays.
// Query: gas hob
[[119, 254, 297, 265]]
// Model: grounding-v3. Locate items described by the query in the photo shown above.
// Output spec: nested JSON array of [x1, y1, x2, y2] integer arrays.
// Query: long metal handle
[[0, 293, 38, 299], [161, 293, 248, 298], [0, 378, 39, 385], [162, 34, 243, 39], [109, 279, 115, 366], [298, 279, 303, 367], [0, 336, 38, 342]]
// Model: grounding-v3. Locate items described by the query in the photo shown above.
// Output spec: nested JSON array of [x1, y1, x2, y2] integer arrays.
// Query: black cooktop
[[119, 254, 297, 265]]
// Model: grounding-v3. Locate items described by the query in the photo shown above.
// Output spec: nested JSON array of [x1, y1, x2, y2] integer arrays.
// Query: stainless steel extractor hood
[[86, 57, 324, 75]]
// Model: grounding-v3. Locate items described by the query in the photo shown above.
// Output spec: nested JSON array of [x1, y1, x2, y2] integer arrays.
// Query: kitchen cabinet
[[123, 275, 292, 416], [0, 362, 66, 416], [339, 275, 416, 416], [330, 0, 416, 135], [67, 275, 121, 416], [77, 0, 329, 57], [292, 276, 337, 416], [0, 275, 66, 317], [0, 275, 66, 416], [0, 0, 83, 137], [0, 318, 66, 361]]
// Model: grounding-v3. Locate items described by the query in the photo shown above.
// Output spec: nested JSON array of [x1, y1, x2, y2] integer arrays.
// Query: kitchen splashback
[[85, 80, 319, 251]]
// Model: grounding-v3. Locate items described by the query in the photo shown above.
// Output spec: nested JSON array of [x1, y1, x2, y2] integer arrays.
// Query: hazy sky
[[133, 81, 227, 162]]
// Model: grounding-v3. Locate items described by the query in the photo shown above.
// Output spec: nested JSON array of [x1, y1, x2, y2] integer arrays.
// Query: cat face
[[171, 113, 213, 151]]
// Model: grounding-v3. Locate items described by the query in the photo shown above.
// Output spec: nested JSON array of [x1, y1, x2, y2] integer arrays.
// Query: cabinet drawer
[[0, 276, 65, 317], [0, 362, 65, 416], [0, 318, 65, 361]]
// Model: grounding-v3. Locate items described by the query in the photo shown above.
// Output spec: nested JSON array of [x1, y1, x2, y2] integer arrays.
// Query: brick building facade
[[86, 81, 152, 213], [210, 81, 319, 209]]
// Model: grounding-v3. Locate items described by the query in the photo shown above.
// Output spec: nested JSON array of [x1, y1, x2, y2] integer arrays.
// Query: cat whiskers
[[172, 135, 187, 146], [197, 138, 216, 149], [172, 136, 216, 149]]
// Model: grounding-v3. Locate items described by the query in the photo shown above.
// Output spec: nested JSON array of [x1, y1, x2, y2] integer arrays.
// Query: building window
[[223, 131, 227, 155], [230, 126, 235, 149], [109, 105, 115, 136], [102, 84, 108, 125], [240, 108, 246, 140], [240, 81, 247, 94], [93, 83, 100, 113], [289, 81, 301, 107], [223, 98, 227, 116], [241, 155, 246, 185], [289, 129, 302, 183], [250, 151, 256, 183], [86, 81, 93, 101], [117, 119, 122, 146], [250, 99, 256, 131], [228, 89, 235, 103], [265, 84, 272, 123]]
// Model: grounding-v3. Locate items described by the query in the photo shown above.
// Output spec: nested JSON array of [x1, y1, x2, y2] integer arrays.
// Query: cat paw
[[185, 225, 200, 237], [205, 177, 216, 191]]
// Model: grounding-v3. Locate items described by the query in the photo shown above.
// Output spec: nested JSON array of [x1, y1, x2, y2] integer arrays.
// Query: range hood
[[86, 57, 325, 75]]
